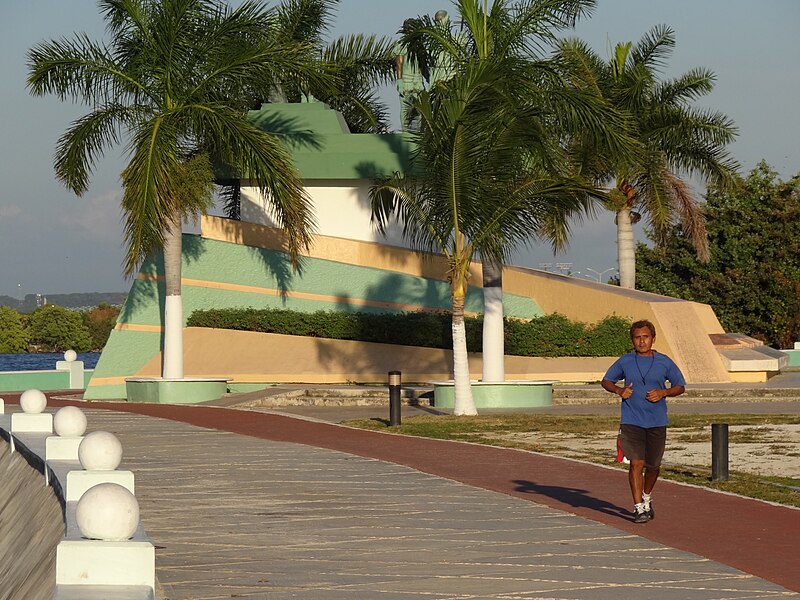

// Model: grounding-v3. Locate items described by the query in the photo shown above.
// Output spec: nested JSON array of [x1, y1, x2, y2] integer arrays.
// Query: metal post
[[388, 370, 402, 426], [711, 423, 729, 482]]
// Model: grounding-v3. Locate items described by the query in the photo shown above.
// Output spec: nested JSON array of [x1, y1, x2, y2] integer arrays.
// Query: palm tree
[[556, 25, 739, 289], [394, 0, 632, 383], [270, 0, 397, 133], [27, 0, 318, 380], [371, 55, 598, 415]]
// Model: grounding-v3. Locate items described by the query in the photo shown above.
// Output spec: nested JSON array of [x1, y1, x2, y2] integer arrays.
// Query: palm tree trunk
[[451, 290, 477, 416], [616, 205, 636, 289], [162, 210, 184, 379], [481, 257, 505, 382]]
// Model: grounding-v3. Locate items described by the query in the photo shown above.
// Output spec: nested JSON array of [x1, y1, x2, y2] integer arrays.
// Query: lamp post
[[585, 267, 617, 283]]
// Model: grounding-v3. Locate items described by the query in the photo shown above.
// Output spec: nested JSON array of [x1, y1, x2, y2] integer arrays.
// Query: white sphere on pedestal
[[20, 389, 47, 414], [64, 349, 78, 362], [79, 431, 123, 470], [75, 483, 140, 541], [53, 406, 88, 437]]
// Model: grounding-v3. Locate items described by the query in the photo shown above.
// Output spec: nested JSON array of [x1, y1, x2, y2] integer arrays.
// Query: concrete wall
[[241, 180, 408, 248], [127, 327, 616, 385], [85, 216, 730, 399]]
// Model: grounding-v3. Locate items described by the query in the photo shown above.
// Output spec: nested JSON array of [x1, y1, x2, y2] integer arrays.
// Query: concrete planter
[[431, 380, 556, 409], [125, 377, 229, 404]]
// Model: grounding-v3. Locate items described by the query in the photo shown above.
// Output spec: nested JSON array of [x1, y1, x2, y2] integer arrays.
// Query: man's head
[[630, 320, 656, 355]]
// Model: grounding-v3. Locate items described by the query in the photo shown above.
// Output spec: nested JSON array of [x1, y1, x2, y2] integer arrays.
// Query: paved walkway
[[5, 393, 800, 599]]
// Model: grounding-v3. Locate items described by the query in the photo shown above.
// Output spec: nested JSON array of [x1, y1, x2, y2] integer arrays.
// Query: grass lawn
[[342, 413, 800, 508]]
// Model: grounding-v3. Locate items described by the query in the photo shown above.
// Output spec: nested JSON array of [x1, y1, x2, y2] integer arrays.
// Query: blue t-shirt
[[603, 351, 686, 428]]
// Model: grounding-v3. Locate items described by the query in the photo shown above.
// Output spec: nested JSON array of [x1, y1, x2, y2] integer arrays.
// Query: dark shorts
[[619, 424, 667, 469]]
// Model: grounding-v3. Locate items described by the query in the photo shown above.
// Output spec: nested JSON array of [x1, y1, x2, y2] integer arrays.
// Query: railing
[[0, 391, 155, 599]]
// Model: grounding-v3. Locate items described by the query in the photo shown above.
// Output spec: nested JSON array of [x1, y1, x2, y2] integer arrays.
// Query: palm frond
[[631, 24, 675, 73], [54, 104, 135, 195], [120, 113, 179, 275], [664, 169, 710, 261]]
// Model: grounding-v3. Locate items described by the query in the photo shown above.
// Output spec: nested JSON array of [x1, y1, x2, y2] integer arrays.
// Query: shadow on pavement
[[513, 479, 630, 520]]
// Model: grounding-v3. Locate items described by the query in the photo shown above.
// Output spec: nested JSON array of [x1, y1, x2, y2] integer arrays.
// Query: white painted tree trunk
[[617, 205, 636, 289], [451, 289, 477, 416], [481, 258, 505, 382], [452, 316, 477, 415], [162, 213, 184, 379]]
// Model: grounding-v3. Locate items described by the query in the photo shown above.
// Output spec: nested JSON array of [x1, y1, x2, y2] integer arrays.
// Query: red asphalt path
[[10, 394, 800, 593]]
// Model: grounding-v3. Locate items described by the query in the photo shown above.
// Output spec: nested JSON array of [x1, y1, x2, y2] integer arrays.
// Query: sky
[[1, 1, 798, 297]]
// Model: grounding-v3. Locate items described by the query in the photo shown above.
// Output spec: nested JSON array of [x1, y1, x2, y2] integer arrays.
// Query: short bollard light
[[388, 370, 402, 426], [711, 423, 729, 482]]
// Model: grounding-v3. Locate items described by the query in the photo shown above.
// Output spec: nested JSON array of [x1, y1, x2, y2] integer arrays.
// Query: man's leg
[[628, 459, 645, 504], [642, 426, 667, 519], [620, 425, 650, 521], [643, 465, 660, 494], [643, 426, 667, 493]]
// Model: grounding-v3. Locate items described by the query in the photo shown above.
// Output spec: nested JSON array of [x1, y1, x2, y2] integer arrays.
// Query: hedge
[[187, 308, 632, 357]]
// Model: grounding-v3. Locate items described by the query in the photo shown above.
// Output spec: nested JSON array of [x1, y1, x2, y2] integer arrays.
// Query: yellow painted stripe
[[134, 273, 479, 316], [87, 376, 131, 386], [115, 323, 163, 332]]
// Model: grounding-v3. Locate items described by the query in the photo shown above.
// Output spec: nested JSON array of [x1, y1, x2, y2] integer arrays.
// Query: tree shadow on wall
[[309, 272, 457, 379]]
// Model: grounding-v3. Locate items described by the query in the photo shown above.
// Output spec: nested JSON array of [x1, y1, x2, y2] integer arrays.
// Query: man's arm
[[645, 384, 685, 402], [602, 379, 633, 399]]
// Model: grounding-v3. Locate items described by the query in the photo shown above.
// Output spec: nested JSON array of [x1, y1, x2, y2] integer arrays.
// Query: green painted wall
[[0, 370, 94, 393], [86, 234, 542, 399], [247, 103, 415, 179]]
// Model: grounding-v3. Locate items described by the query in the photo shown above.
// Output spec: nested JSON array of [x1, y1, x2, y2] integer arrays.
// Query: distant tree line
[[0, 292, 127, 313], [637, 162, 800, 348], [0, 304, 121, 353]]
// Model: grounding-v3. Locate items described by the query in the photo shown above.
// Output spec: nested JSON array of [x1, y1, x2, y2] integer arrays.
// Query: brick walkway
[[13, 392, 795, 597]]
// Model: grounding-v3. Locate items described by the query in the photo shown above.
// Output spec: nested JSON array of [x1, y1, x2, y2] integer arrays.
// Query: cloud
[[0, 204, 23, 219], [54, 188, 125, 244]]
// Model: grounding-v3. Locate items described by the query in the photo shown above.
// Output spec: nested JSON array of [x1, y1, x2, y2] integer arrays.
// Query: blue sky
[[1, 0, 798, 297]]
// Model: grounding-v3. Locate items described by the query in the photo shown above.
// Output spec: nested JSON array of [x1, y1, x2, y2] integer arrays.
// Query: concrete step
[[718, 347, 789, 372]]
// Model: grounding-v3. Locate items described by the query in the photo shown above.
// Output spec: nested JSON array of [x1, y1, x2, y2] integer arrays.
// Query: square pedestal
[[47, 436, 84, 461], [66, 470, 135, 502], [11, 412, 53, 433], [56, 539, 154, 589], [56, 360, 85, 389]]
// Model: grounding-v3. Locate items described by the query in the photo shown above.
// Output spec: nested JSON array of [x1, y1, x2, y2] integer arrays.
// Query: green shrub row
[[187, 308, 632, 357]]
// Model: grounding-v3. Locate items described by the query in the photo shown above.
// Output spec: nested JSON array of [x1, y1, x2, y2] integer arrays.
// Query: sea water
[[0, 352, 100, 372]]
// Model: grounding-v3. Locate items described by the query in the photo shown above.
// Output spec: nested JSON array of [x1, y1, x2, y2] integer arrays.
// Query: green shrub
[[0, 306, 29, 353], [188, 308, 631, 357], [28, 305, 92, 352]]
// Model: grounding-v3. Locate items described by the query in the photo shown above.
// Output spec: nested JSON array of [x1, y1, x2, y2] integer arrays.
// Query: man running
[[601, 320, 686, 523]]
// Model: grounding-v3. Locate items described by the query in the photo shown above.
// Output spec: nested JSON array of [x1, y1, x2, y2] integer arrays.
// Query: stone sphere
[[20, 389, 47, 414], [53, 406, 88, 437], [79, 431, 123, 471], [76, 483, 139, 541], [64, 349, 78, 362]]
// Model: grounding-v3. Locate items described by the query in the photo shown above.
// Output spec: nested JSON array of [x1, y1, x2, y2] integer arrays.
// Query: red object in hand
[[615, 436, 625, 462]]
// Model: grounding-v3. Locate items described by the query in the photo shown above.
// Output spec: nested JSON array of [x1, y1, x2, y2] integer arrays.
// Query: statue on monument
[[394, 18, 425, 132], [394, 9, 461, 131], [430, 10, 457, 86]]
